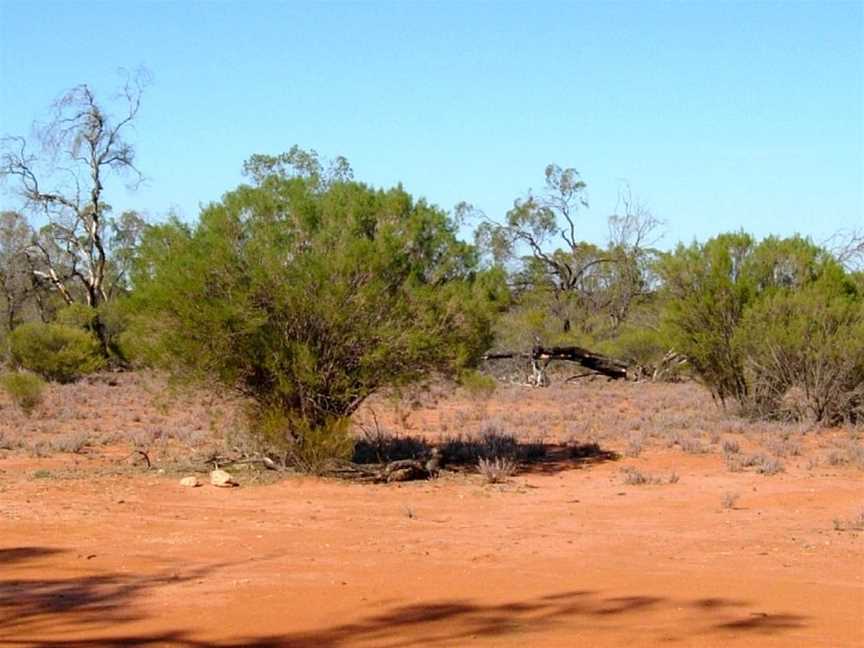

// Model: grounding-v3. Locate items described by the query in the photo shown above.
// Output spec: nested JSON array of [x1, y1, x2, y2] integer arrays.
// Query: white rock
[[179, 476, 200, 488], [210, 469, 237, 488]]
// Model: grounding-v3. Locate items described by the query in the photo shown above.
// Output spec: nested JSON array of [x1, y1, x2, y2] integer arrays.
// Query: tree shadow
[[0, 547, 65, 566], [1, 565, 808, 648], [352, 433, 618, 478], [0, 548, 238, 645]]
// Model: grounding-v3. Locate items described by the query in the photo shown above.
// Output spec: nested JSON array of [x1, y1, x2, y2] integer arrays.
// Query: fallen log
[[485, 344, 630, 382]]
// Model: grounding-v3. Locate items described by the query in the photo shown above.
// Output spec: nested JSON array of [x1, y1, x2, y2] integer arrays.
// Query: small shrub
[[9, 322, 104, 382], [477, 456, 516, 483], [0, 371, 46, 415], [826, 451, 847, 466], [621, 466, 662, 485], [722, 439, 740, 454], [764, 436, 801, 458], [721, 492, 740, 509], [283, 417, 355, 474], [625, 433, 645, 458], [725, 454, 744, 472], [756, 455, 785, 476], [679, 436, 707, 454], [49, 431, 91, 454], [459, 370, 497, 400]]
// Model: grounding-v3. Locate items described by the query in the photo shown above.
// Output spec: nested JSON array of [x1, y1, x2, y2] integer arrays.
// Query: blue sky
[[1, 1, 862, 248]]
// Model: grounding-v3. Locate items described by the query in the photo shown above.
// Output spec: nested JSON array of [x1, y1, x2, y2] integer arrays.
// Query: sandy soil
[[1, 374, 862, 647]]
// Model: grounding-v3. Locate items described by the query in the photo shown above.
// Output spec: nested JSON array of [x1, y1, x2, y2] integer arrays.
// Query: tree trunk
[[486, 345, 630, 382]]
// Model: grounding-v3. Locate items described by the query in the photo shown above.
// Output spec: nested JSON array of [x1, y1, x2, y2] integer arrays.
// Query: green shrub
[[735, 280, 864, 423], [55, 303, 99, 330], [8, 322, 105, 382], [0, 371, 46, 415], [656, 232, 755, 404], [459, 369, 497, 399], [128, 156, 504, 468]]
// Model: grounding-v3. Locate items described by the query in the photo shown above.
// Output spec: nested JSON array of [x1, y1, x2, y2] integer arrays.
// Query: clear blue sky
[[1, 1, 862, 248]]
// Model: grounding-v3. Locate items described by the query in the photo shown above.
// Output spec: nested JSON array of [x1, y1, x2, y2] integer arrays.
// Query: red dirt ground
[[1, 374, 862, 647]]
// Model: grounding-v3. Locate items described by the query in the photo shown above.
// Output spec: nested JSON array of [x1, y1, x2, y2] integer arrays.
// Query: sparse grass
[[725, 454, 744, 472], [755, 455, 785, 476], [722, 439, 740, 454], [764, 436, 801, 458], [832, 508, 864, 531], [477, 456, 516, 483], [621, 466, 664, 485], [0, 430, 22, 451], [48, 431, 91, 454], [32, 469, 52, 479], [625, 433, 645, 458], [721, 492, 740, 509], [678, 435, 708, 454]]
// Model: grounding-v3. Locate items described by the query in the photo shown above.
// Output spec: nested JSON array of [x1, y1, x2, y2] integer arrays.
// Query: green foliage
[[459, 369, 497, 400], [599, 324, 666, 368], [658, 232, 862, 421], [656, 232, 756, 403], [735, 278, 864, 423], [129, 161, 504, 464], [8, 322, 105, 382], [55, 303, 99, 330], [0, 370, 46, 415]]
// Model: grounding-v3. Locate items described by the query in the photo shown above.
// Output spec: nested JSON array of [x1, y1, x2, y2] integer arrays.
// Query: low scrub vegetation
[[477, 456, 517, 483], [0, 370, 45, 415], [8, 323, 104, 383], [1, 137, 861, 467]]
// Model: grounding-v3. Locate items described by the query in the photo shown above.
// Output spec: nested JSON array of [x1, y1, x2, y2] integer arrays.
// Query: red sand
[[1, 376, 862, 647]]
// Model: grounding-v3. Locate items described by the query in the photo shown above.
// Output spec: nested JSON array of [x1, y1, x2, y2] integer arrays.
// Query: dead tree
[[0, 71, 149, 322]]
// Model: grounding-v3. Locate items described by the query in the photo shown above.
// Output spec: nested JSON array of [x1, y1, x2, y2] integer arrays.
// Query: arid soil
[[1, 373, 862, 647]]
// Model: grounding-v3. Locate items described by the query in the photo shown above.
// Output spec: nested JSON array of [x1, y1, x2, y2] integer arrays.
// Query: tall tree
[[0, 70, 149, 319], [0, 211, 36, 332], [474, 166, 661, 335]]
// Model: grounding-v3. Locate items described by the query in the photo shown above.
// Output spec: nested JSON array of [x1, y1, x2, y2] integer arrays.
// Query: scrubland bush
[[0, 370, 45, 415], [8, 322, 104, 382], [658, 234, 863, 423], [127, 156, 504, 469], [735, 280, 864, 424]]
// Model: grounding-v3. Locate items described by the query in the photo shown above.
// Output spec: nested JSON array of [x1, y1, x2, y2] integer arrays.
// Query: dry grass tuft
[[477, 456, 517, 483]]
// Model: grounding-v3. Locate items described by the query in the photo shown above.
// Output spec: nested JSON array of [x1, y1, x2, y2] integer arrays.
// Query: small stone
[[180, 476, 200, 488], [210, 469, 237, 488]]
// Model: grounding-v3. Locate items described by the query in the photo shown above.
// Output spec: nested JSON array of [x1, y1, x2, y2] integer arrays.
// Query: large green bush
[[735, 278, 864, 423], [8, 322, 105, 382], [656, 232, 756, 404], [128, 165, 505, 464], [658, 233, 863, 421]]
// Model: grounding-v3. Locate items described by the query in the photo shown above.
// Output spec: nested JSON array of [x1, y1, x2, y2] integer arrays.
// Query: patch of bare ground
[[0, 375, 862, 646]]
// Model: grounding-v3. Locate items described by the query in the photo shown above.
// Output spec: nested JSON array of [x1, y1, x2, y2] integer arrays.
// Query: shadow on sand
[[1, 547, 808, 647]]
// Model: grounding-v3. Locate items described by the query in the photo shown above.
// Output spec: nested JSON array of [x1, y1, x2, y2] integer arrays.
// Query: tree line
[[1, 77, 861, 466]]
